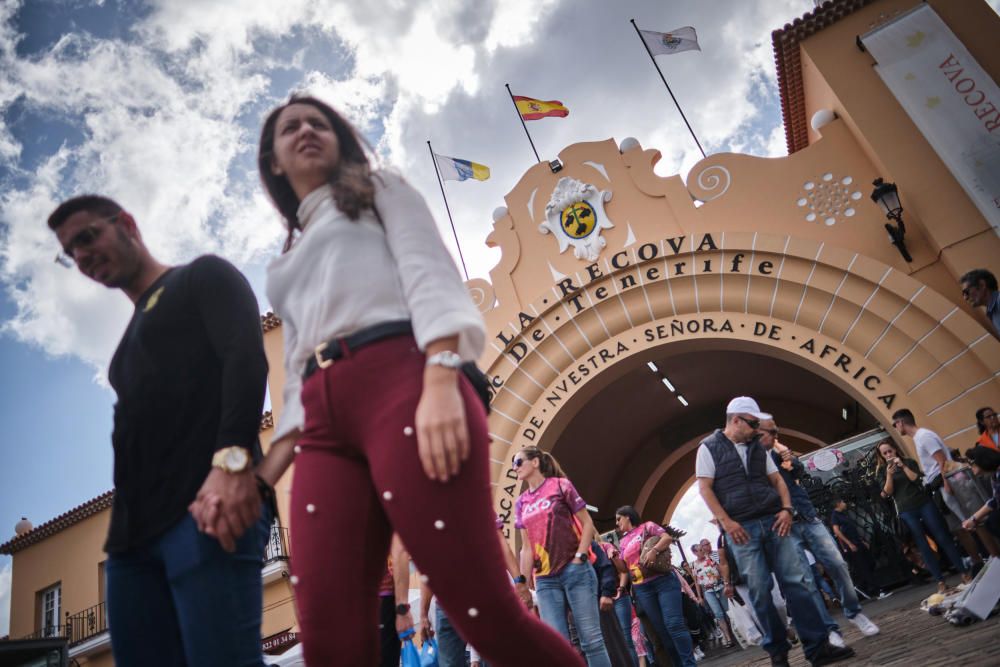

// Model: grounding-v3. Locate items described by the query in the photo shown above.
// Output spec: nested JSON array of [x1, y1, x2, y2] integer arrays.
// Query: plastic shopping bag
[[420, 637, 439, 667], [400, 629, 421, 667]]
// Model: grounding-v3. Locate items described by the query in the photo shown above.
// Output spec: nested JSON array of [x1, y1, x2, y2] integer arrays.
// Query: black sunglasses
[[762, 428, 779, 436], [512, 456, 525, 468], [737, 415, 761, 430]]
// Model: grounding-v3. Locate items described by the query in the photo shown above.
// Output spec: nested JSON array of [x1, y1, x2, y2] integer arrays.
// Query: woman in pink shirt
[[615, 506, 696, 667], [514, 446, 612, 666]]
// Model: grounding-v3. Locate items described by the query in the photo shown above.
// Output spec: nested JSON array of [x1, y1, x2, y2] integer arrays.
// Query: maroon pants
[[290, 336, 582, 666]]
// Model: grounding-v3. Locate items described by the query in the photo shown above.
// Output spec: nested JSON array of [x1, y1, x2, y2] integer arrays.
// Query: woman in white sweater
[[248, 95, 582, 666]]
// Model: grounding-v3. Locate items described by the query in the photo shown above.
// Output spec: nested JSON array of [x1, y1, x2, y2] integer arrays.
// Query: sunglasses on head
[[737, 415, 761, 430]]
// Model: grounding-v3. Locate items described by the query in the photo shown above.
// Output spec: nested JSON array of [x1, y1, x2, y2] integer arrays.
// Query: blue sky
[[3, 0, 996, 636]]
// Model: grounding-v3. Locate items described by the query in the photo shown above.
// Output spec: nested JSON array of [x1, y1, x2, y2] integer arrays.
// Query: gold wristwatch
[[212, 446, 251, 473]]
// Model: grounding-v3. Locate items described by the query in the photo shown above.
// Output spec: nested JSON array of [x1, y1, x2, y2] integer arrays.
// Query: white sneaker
[[693, 646, 705, 661], [827, 630, 846, 648], [848, 613, 880, 636]]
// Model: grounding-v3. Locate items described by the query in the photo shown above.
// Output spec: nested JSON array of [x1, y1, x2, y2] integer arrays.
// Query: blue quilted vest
[[703, 429, 781, 522]]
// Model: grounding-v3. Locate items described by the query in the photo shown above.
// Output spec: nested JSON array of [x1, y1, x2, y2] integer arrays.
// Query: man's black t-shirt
[[829, 509, 862, 547], [106, 255, 268, 553]]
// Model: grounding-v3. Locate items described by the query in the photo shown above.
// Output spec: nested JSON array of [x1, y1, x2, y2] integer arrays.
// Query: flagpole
[[630, 19, 706, 159], [427, 141, 470, 281], [505, 83, 542, 163]]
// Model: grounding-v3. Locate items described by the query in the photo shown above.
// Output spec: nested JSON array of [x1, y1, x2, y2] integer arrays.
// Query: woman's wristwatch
[[426, 350, 463, 369], [575, 551, 587, 562], [512, 575, 527, 584]]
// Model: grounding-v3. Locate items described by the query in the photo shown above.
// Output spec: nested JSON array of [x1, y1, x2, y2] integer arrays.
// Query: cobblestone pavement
[[700, 577, 1000, 667]]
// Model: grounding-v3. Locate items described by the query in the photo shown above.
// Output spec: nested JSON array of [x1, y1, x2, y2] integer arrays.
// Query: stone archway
[[487, 232, 1000, 535]]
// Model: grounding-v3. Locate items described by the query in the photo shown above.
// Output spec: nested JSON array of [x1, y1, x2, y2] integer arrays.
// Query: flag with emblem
[[513, 95, 570, 121], [639, 26, 700, 56], [433, 153, 491, 182]]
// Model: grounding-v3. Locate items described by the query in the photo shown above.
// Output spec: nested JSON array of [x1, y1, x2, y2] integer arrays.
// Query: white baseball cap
[[726, 396, 772, 420]]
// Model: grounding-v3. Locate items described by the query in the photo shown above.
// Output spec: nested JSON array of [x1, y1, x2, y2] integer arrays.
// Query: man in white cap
[[696, 397, 854, 667]]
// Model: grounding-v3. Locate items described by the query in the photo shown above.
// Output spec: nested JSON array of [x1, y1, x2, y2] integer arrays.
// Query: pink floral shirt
[[515, 477, 587, 578], [619, 521, 666, 585]]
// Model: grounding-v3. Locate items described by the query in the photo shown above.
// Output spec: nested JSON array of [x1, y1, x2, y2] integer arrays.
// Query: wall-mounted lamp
[[870, 178, 912, 263]]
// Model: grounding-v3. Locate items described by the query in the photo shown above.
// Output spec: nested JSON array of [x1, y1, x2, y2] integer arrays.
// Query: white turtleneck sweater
[[265, 170, 486, 443]]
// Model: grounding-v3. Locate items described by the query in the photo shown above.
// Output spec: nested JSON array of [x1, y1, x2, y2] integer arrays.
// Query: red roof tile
[[772, 0, 876, 154]]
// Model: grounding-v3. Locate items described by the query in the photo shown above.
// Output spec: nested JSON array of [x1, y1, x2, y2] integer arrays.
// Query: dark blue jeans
[[612, 595, 639, 666], [633, 574, 696, 667], [728, 518, 828, 661], [106, 508, 270, 666], [436, 605, 469, 667], [900, 500, 968, 581]]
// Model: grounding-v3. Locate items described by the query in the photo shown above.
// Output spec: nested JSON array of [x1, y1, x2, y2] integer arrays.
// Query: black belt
[[303, 320, 413, 380]]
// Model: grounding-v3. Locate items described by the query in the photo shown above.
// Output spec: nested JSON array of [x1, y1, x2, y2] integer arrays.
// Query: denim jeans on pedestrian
[[792, 518, 861, 620], [535, 562, 612, 667], [728, 517, 828, 661], [633, 573, 696, 667], [106, 508, 271, 667], [900, 501, 968, 581], [702, 587, 729, 621], [436, 606, 470, 667], [612, 594, 639, 666]]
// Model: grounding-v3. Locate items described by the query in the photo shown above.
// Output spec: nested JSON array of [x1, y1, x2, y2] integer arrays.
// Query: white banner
[[861, 4, 1000, 233]]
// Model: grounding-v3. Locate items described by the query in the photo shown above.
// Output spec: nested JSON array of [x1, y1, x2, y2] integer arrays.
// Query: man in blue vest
[[697, 397, 854, 667], [759, 418, 881, 648]]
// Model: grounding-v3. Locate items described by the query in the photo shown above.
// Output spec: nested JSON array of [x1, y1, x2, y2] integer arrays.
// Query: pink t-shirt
[[515, 476, 587, 578], [619, 521, 666, 585]]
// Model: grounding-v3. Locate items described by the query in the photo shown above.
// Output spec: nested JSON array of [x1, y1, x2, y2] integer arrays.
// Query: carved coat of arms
[[539, 177, 614, 261]]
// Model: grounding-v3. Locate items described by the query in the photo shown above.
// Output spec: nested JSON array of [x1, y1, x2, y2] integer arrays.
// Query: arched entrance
[[473, 135, 1000, 540], [484, 227, 1000, 537]]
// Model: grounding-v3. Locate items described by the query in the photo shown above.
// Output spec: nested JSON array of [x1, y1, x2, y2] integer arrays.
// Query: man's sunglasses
[[737, 415, 761, 430], [54, 215, 119, 268], [762, 428, 779, 436]]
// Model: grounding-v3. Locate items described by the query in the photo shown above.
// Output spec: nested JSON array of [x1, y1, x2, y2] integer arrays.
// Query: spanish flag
[[433, 153, 490, 182], [513, 95, 569, 121]]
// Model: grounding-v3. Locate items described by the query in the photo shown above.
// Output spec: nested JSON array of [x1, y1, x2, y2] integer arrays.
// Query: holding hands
[[189, 466, 262, 552]]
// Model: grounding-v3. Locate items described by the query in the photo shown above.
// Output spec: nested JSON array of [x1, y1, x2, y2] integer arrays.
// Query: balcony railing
[[18, 625, 67, 641], [66, 600, 108, 646], [264, 524, 290, 564]]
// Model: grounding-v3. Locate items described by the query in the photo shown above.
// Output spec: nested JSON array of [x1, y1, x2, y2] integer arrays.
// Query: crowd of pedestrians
[[44, 88, 998, 667]]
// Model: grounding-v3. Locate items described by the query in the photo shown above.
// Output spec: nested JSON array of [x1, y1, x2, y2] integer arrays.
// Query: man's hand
[[418, 617, 433, 644], [189, 467, 260, 552], [415, 369, 468, 482], [599, 596, 614, 612], [772, 509, 792, 537], [847, 542, 858, 552], [515, 582, 533, 609], [396, 609, 414, 635], [721, 517, 749, 545]]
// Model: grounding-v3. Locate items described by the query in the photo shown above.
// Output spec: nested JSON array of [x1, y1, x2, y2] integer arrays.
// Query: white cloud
[[0, 559, 10, 637], [0, 0, 815, 376], [669, 482, 719, 552]]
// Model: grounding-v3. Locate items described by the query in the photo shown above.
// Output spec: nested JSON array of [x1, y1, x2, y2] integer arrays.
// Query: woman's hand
[[415, 366, 469, 482]]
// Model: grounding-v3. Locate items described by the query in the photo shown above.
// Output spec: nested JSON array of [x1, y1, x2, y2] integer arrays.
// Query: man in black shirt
[[49, 195, 270, 666]]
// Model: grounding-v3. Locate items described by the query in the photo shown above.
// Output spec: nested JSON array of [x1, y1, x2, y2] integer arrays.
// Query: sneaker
[[693, 646, 705, 661], [877, 590, 893, 599], [848, 612, 880, 636], [809, 642, 856, 666], [827, 630, 846, 648]]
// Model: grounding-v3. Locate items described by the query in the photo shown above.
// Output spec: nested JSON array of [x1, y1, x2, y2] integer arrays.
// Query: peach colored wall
[[8, 510, 109, 638]]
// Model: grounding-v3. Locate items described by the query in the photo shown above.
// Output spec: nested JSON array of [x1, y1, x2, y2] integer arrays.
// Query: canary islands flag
[[434, 153, 490, 182], [513, 95, 569, 120]]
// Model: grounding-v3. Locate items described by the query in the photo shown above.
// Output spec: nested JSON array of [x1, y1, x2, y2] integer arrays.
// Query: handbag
[[400, 629, 420, 667], [419, 637, 439, 667], [460, 362, 492, 414], [639, 529, 672, 575]]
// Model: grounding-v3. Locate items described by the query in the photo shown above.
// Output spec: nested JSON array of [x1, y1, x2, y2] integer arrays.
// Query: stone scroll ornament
[[539, 177, 614, 261]]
